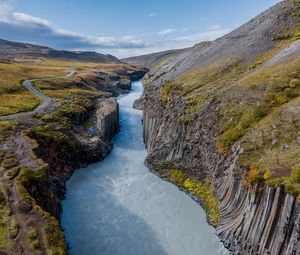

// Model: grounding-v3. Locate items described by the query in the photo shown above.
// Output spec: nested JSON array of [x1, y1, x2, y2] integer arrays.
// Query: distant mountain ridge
[[0, 38, 121, 63], [123, 49, 183, 66]]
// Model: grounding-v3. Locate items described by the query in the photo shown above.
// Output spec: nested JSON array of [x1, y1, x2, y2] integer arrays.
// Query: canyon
[[126, 0, 300, 254], [0, 0, 300, 254]]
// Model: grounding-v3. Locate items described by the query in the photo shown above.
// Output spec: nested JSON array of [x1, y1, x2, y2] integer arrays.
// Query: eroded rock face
[[129, 68, 149, 81], [28, 97, 120, 218], [215, 146, 300, 254], [143, 89, 300, 254], [96, 97, 119, 141], [133, 96, 144, 110], [140, 1, 300, 253]]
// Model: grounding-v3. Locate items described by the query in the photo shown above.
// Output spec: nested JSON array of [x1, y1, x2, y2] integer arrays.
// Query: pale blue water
[[61, 80, 226, 255]]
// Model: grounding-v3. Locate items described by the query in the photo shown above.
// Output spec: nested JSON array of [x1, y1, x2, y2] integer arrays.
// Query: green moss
[[246, 164, 265, 184], [34, 206, 67, 255], [290, 165, 300, 184], [169, 169, 219, 227], [8, 216, 19, 239], [83, 118, 94, 128], [170, 169, 185, 185], [218, 58, 300, 154], [0, 184, 13, 252], [27, 227, 41, 251], [272, 33, 293, 41], [30, 239, 40, 250], [27, 227, 37, 241], [161, 81, 176, 103], [183, 178, 219, 226], [253, 105, 268, 120], [1, 157, 18, 169], [176, 58, 247, 122], [289, 78, 300, 88], [0, 121, 16, 140], [4, 167, 20, 180], [16, 165, 47, 204], [29, 124, 76, 148]]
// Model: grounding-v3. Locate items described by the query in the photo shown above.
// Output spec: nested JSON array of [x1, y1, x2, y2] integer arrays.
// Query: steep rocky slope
[[138, 0, 300, 254], [123, 49, 183, 67]]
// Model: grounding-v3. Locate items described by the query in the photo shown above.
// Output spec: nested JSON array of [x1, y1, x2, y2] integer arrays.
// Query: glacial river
[[61, 80, 226, 255]]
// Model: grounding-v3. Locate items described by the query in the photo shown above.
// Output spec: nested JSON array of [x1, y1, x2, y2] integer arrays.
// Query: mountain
[[137, 0, 300, 254], [0, 38, 121, 63], [123, 49, 184, 66]]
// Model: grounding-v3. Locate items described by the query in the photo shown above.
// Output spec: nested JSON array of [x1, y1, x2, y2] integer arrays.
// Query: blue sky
[[0, 0, 279, 58]]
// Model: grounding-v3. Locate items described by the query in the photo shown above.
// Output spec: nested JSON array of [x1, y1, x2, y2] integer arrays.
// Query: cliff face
[[141, 1, 300, 254], [0, 58, 146, 254], [216, 155, 300, 254], [29, 97, 120, 218], [96, 98, 119, 140]]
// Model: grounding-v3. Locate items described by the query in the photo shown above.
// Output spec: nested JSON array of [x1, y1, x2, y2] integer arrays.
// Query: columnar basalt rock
[[139, 1, 300, 253], [96, 98, 119, 141], [143, 93, 300, 254]]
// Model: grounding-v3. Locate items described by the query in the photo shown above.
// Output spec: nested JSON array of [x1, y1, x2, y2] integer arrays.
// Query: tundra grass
[[0, 183, 16, 253], [0, 120, 16, 140], [159, 41, 300, 195], [0, 92, 41, 115], [172, 58, 248, 122], [0, 62, 69, 115]]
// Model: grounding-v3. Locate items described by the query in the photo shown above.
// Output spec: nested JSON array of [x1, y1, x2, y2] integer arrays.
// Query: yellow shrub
[[290, 165, 300, 184], [170, 169, 185, 186], [263, 170, 272, 180], [247, 164, 260, 183], [289, 78, 300, 88], [183, 178, 219, 226]]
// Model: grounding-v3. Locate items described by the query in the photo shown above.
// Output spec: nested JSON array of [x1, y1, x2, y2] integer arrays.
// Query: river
[[61, 80, 227, 255]]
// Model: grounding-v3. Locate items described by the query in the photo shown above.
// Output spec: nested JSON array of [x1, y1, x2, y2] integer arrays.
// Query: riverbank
[[135, 1, 300, 253], [0, 64, 147, 254], [61, 80, 226, 255]]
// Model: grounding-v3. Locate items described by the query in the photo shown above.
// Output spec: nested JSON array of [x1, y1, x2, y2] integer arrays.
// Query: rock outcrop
[[139, 1, 300, 254], [96, 98, 119, 141], [27, 97, 120, 220]]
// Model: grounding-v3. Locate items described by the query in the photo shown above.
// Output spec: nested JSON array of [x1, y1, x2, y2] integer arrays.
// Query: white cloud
[[176, 27, 230, 42], [0, 1, 233, 58], [0, 2, 145, 50], [208, 24, 222, 30], [118, 25, 230, 58], [148, 13, 157, 17], [158, 28, 176, 35]]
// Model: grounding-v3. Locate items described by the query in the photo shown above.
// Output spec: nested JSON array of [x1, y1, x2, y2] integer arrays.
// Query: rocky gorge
[[126, 0, 300, 254], [0, 51, 147, 254], [1, 0, 300, 254]]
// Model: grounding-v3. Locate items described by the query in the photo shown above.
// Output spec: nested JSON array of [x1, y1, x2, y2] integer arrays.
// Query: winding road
[[0, 69, 76, 121]]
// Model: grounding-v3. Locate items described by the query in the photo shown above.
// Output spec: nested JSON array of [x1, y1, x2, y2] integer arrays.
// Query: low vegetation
[[0, 59, 131, 116], [0, 120, 16, 140], [169, 169, 219, 226], [0, 183, 15, 253], [171, 58, 247, 122], [270, 0, 300, 41], [0, 61, 68, 115], [157, 35, 300, 198]]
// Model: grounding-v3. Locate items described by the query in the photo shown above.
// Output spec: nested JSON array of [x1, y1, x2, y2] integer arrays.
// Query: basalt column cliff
[[126, 0, 300, 254]]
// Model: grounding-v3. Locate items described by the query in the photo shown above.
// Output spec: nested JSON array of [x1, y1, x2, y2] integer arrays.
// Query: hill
[[0, 38, 121, 63]]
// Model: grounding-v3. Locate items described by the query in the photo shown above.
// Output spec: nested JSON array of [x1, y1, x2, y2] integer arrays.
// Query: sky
[[0, 0, 279, 58]]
